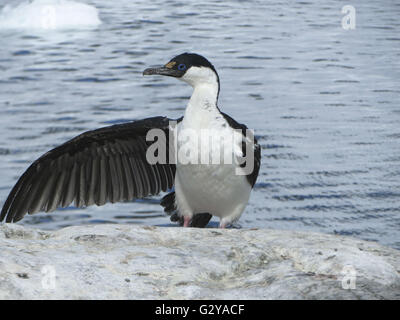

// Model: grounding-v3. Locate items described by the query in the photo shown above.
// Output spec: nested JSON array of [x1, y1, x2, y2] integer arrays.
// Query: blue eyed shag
[[1, 53, 261, 228]]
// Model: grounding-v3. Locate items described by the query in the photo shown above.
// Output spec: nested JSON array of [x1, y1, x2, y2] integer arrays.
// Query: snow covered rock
[[0, 223, 399, 299]]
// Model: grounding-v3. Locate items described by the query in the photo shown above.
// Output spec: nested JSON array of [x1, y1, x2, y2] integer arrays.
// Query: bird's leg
[[183, 216, 191, 227], [219, 222, 227, 229]]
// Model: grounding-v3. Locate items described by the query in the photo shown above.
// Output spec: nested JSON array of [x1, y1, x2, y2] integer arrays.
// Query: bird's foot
[[183, 216, 191, 227]]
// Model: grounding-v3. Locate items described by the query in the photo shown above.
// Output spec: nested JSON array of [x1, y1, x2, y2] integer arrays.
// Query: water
[[0, 0, 399, 249]]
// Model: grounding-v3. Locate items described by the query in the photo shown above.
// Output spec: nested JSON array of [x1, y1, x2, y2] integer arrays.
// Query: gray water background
[[0, 0, 399, 249]]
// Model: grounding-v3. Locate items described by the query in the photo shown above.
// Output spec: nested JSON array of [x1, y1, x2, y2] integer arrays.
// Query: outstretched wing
[[1, 116, 177, 223], [221, 112, 261, 188]]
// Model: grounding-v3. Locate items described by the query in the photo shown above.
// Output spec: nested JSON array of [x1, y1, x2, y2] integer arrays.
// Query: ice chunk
[[0, 0, 102, 30]]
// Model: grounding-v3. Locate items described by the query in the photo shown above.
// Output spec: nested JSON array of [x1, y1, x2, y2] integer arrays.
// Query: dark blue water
[[0, 0, 399, 249]]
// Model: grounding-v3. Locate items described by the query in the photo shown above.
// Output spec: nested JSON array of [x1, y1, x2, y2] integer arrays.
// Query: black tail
[[160, 192, 212, 228]]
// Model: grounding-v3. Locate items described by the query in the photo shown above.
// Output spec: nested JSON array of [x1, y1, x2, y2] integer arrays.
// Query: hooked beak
[[143, 66, 183, 77]]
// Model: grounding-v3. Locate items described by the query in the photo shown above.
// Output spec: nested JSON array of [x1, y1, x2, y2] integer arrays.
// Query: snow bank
[[0, 223, 399, 299], [0, 0, 101, 30]]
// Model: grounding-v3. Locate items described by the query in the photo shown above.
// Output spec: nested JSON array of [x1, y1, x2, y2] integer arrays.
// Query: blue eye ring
[[178, 63, 186, 71]]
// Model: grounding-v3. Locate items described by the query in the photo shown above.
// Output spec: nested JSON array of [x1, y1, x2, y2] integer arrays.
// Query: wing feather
[[1, 116, 177, 222]]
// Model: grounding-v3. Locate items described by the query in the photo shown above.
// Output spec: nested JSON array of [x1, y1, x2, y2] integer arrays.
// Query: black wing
[[1, 116, 177, 223], [221, 112, 261, 188]]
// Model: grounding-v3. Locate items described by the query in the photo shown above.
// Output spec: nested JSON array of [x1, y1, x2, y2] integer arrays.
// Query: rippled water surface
[[0, 0, 399, 249]]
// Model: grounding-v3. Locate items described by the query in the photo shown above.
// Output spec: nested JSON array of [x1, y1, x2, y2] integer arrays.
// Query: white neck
[[181, 66, 220, 116], [188, 83, 218, 109], [180, 84, 220, 133]]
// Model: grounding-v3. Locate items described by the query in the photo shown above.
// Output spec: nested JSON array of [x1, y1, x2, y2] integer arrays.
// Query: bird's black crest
[[167, 52, 218, 76]]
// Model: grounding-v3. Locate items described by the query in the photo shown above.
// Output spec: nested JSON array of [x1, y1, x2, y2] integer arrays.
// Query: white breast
[[173, 93, 251, 226]]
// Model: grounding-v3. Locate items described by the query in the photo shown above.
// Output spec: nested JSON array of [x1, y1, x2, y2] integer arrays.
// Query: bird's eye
[[178, 64, 186, 71]]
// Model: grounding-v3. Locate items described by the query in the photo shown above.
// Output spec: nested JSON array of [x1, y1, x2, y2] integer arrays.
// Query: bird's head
[[143, 52, 219, 89]]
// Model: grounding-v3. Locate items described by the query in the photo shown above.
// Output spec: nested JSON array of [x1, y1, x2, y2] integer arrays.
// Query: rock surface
[[0, 223, 399, 299]]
